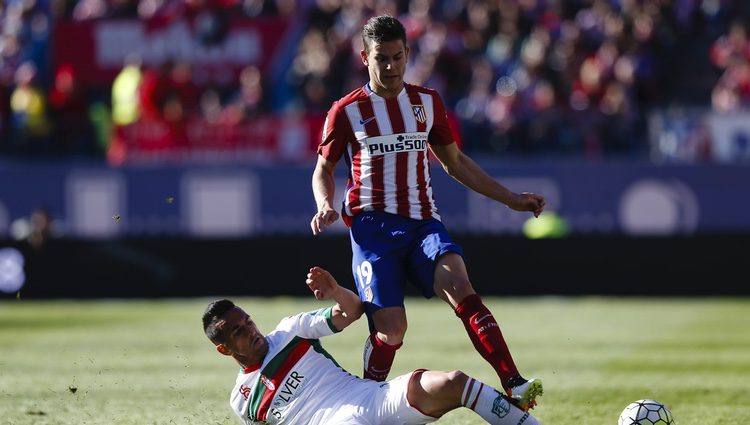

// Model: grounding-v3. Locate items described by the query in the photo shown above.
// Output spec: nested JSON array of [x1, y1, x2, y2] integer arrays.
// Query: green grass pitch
[[1, 297, 749, 424]]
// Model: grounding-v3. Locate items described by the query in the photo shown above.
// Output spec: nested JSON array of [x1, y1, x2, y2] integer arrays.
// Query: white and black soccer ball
[[618, 399, 675, 425]]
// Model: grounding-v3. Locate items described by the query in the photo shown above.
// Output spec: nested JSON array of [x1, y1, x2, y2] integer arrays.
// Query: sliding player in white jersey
[[202, 266, 543, 425]]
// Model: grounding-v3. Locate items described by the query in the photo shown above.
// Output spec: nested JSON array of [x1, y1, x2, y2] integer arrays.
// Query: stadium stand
[[1, 0, 750, 161]]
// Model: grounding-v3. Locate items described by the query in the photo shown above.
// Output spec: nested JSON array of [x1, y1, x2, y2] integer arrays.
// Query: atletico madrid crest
[[412, 105, 427, 123]]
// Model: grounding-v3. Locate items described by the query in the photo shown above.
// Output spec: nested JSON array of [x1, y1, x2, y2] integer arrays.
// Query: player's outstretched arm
[[430, 143, 546, 217], [306, 266, 363, 331], [311, 155, 340, 235]]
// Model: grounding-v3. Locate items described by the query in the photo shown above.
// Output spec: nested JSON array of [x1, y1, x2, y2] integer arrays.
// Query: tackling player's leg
[[406, 369, 543, 424]]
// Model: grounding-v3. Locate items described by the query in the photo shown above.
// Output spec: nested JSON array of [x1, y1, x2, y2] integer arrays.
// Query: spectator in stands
[[138, 59, 173, 121], [166, 59, 201, 118], [710, 20, 750, 71], [222, 64, 265, 124], [109, 0, 139, 18], [10, 61, 50, 154], [10, 206, 61, 252], [72, 0, 109, 20], [713, 56, 750, 111], [710, 21, 750, 112], [0, 67, 11, 151], [288, 28, 334, 111], [199, 88, 223, 124], [48, 63, 96, 155], [159, 59, 200, 147], [112, 54, 143, 127], [108, 54, 143, 163], [27, 207, 55, 251], [240, 0, 281, 18]]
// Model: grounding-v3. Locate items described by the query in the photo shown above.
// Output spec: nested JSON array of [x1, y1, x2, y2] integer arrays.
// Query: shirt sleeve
[[281, 309, 338, 340], [317, 102, 355, 162], [428, 91, 456, 146]]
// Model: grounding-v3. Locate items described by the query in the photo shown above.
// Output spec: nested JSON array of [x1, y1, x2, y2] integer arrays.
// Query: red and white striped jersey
[[318, 83, 455, 225]]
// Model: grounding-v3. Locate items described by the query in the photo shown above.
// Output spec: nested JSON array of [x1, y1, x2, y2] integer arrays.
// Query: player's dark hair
[[362, 14, 407, 52], [203, 299, 236, 343]]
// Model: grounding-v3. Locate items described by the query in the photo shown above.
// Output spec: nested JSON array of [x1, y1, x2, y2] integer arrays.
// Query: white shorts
[[320, 371, 437, 425]]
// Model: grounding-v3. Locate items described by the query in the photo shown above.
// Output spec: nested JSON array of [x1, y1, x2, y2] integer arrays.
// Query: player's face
[[362, 39, 409, 98], [217, 307, 268, 365]]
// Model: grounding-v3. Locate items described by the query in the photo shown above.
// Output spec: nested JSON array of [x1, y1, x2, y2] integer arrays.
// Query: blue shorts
[[349, 211, 463, 323]]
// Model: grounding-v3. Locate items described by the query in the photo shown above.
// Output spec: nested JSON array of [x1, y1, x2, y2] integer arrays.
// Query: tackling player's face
[[216, 307, 268, 365], [362, 39, 409, 98]]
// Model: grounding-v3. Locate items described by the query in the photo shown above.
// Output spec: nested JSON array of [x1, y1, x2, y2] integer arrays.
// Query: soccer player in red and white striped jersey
[[311, 14, 545, 411]]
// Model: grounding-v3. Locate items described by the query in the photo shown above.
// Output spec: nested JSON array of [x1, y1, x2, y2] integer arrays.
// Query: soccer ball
[[618, 399, 675, 425]]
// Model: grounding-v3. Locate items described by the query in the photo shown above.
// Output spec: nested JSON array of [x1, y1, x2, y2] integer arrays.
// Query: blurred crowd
[[710, 17, 750, 112], [287, 0, 750, 157], [2, 0, 750, 160]]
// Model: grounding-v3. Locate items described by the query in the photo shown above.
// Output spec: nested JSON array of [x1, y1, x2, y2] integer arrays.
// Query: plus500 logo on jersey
[[364, 132, 428, 156]]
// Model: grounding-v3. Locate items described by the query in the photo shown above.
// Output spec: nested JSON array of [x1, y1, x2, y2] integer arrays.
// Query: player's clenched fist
[[507, 192, 546, 218], [310, 208, 339, 235], [306, 266, 340, 300]]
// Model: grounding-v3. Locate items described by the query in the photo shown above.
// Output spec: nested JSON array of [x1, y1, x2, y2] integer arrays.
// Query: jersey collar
[[243, 363, 261, 374], [364, 82, 406, 98]]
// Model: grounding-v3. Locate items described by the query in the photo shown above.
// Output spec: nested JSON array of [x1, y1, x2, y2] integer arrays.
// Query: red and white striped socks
[[461, 377, 539, 425], [461, 376, 487, 411]]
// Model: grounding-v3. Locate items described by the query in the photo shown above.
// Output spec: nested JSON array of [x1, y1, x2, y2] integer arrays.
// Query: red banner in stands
[[53, 17, 291, 86], [108, 114, 326, 165]]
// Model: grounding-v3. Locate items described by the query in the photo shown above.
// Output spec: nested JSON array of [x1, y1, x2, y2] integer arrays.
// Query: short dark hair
[[362, 14, 407, 52], [202, 299, 236, 343]]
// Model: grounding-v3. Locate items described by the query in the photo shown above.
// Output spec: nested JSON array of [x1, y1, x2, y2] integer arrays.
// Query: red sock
[[455, 294, 519, 388], [362, 332, 402, 381]]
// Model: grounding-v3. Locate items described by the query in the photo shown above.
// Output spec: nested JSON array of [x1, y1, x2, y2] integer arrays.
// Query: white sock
[[461, 377, 541, 425]]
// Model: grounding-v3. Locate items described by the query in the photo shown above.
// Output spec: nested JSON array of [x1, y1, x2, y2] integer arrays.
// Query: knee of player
[[454, 278, 474, 294], [445, 370, 467, 381], [393, 320, 408, 338], [376, 319, 408, 340], [442, 370, 470, 393], [411, 370, 468, 410], [435, 277, 474, 297]]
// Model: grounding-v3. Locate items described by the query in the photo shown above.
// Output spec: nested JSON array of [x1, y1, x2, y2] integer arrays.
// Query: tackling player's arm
[[311, 155, 340, 235], [430, 142, 546, 218], [306, 266, 363, 331]]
